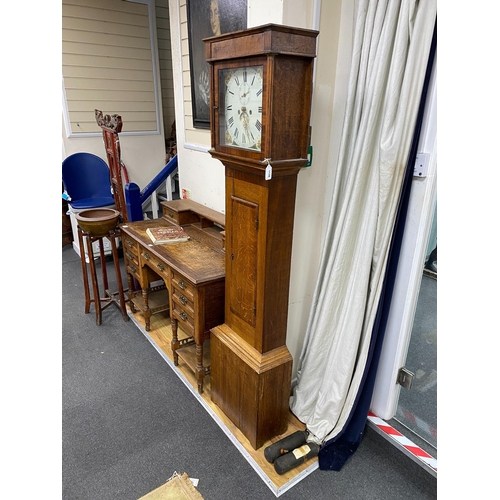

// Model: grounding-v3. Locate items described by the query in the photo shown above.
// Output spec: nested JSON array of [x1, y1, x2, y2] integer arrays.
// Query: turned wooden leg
[[127, 272, 136, 312], [142, 288, 151, 331], [196, 342, 204, 394], [127, 275, 136, 312], [110, 230, 128, 322], [171, 318, 179, 366]]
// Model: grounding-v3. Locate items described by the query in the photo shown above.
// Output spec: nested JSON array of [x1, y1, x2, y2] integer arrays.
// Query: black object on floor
[[264, 430, 308, 463], [274, 442, 321, 475]]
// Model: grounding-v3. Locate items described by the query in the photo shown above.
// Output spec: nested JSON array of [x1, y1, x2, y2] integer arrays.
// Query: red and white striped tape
[[367, 411, 437, 472], [398, 407, 437, 442]]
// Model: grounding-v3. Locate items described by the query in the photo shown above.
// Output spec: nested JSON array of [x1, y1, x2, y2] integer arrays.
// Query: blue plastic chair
[[62, 152, 115, 210]]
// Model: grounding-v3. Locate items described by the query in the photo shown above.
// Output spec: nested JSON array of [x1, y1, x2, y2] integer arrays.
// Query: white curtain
[[289, 0, 437, 445]]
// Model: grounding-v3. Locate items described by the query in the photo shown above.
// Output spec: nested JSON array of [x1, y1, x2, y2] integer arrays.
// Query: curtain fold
[[289, 0, 437, 462], [319, 21, 437, 470]]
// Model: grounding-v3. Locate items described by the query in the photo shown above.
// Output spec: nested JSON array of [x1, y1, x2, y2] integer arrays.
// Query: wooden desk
[[120, 200, 225, 393]]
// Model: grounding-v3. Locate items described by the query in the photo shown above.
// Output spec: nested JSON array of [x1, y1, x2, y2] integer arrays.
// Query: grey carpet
[[62, 244, 437, 499]]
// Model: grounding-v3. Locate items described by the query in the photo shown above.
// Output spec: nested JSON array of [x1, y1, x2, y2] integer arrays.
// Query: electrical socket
[[181, 188, 191, 199]]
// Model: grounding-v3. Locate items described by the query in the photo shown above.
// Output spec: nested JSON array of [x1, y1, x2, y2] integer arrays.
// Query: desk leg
[[171, 318, 179, 366], [110, 231, 128, 322], [196, 342, 204, 394], [126, 272, 136, 312], [142, 288, 151, 331]]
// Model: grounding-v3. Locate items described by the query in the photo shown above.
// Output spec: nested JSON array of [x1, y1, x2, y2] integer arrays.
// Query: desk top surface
[[120, 217, 225, 285]]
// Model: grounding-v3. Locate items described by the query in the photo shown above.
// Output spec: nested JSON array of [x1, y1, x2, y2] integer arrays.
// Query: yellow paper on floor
[[138, 472, 203, 500]]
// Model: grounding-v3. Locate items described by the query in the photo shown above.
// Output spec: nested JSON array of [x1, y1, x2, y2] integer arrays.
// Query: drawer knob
[[179, 280, 187, 289], [127, 240, 133, 248], [144, 252, 150, 260], [157, 262, 165, 271], [130, 265, 137, 273], [180, 311, 188, 321], [179, 295, 187, 305]]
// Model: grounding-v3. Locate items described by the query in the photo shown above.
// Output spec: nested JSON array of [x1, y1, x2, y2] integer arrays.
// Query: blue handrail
[[125, 155, 178, 222]]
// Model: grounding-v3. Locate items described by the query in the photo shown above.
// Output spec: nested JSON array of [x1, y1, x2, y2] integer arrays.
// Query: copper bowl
[[75, 208, 120, 237]]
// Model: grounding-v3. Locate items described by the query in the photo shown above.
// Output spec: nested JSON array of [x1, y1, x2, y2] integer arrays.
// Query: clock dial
[[221, 66, 263, 151]]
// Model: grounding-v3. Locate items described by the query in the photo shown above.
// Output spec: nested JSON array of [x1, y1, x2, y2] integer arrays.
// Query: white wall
[[169, 0, 353, 376]]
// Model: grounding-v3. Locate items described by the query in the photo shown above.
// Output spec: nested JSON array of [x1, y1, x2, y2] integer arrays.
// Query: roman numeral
[[234, 128, 239, 138], [256, 88, 262, 97], [228, 116, 234, 128], [255, 120, 262, 132], [234, 76, 240, 85], [258, 106, 262, 113], [243, 70, 247, 83], [227, 105, 232, 111]]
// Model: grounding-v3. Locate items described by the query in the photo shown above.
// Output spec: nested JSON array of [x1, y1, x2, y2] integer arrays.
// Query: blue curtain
[[318, 19, 437, 471]]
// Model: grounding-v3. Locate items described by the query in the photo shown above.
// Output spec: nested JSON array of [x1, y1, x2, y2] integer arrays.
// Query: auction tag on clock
[[265, 163, 272, 180]]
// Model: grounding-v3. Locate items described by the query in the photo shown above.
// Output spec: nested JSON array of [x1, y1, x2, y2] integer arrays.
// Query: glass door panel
[[393, 200, 437, 453]]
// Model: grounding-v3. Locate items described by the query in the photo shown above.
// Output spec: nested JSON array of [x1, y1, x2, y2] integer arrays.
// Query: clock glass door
[[219, 65, 263, 152]]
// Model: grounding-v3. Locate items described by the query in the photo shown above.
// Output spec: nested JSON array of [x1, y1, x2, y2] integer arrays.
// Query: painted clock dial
[[220, 66, 263, 151]]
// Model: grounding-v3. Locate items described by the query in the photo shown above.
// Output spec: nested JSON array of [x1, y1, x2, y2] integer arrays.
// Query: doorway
[[369, 49, 437, 465], [390, 202, 437, 456]]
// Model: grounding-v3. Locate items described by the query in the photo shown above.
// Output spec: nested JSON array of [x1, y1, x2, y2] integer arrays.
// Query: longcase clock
[[204, 24, 318, 450]]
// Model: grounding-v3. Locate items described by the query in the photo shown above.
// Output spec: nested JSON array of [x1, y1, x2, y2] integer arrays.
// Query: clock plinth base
[[210, 323, 293, 450]]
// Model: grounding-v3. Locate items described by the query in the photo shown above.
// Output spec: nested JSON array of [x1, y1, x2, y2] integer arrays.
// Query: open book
[[146, 225, 190, 245]]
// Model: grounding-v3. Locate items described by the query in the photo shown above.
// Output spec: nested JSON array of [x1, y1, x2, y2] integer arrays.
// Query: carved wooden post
[[95, 109, 128, 222]]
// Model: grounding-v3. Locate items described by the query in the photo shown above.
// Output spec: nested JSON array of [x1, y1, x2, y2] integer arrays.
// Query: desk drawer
[[124, 248, 139, 267], [123, 235, 139, 258], [172, 300, 195, 336], [172, 287, 195, 317], [141, 249, 170, 283], [161, 204, 200, 226], [161, 206, 180, 225], [170, 270, 195, 302], [171, 269, 196, 336], [126, 261, 142, 282]]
